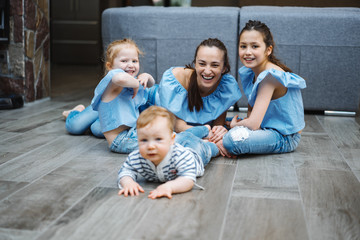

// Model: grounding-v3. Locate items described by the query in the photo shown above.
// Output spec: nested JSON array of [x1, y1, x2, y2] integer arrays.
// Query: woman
[[156, 38, 242, 154]]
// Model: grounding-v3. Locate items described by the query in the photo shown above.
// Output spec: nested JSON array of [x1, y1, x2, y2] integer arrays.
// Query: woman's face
[[194, 46, 225, 96]]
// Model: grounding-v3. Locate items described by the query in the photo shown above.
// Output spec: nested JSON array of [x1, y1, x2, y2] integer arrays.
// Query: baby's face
[[137, 117, 175, 166]]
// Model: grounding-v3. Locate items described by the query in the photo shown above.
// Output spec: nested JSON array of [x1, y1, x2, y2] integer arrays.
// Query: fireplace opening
[[0, 0, 9, 44]]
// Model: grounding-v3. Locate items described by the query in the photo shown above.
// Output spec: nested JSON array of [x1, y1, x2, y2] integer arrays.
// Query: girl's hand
[[148, 184, 173, 199], [137, 73, 155, 88], [230, 115, 242, 128], [209, 125, 228, 143], [118, 177, 144, 197]]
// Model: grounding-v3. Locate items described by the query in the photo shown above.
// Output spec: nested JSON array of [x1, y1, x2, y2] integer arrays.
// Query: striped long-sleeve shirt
[[117, 143, 204, 188]]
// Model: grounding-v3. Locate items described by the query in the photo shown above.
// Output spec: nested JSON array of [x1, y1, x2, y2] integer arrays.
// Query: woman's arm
[[213, 111, 227, 126], [174, 117, 193, 133], [209, 111, 228, 143]]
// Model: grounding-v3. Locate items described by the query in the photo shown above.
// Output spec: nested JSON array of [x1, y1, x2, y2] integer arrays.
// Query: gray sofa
[[102, 6, 360, 113]]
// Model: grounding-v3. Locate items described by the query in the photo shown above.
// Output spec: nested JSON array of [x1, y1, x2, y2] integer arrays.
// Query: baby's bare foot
[[62, 104, 85, 119]]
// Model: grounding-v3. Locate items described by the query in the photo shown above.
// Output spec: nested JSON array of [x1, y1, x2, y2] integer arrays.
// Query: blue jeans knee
[[65, 106, 99, 135], [184, 125, 209, 139], [90, 119, 104, 138], [223, 126, 301, 155], [175, 131, 216, 166], [109, 128, 138, 153]]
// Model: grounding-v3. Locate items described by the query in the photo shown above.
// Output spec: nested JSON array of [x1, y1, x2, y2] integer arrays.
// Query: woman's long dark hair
[[185, 38, 230, 112], [240, 20, 292, 73]]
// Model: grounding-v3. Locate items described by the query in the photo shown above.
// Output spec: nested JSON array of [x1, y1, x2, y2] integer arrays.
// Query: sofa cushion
[[239, 6, 360, 111], [102, 6, 240, 82]]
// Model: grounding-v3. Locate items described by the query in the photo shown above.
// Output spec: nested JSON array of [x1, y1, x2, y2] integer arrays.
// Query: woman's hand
[[209, 125, 228, 143]]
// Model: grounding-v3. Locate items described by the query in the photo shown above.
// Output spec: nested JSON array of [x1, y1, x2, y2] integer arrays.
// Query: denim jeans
[[223, 126, 301, 155], [175, 126, 219, 166], [65, 106, 104, 138], [109, 127, 138, 153]]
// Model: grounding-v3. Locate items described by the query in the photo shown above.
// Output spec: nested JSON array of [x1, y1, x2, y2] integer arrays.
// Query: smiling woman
[[156, 38, 242, 154]]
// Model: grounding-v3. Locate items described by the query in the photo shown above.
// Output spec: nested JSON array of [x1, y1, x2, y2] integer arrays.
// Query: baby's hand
[[118, 177, 144, 197], [148, 184, 173, 199]]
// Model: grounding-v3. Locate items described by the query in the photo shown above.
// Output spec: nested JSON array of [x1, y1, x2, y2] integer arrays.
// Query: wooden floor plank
[[0, 180, 28, 201], [303, 113, 327, 134], [317, 115, 360, 150], [0, 99, 68, 121], [36, 162, 237, 240], [230, 154, 300, 200], [296, 168, 360, 240], [0, 152, 22, 166], [0, 227, 39, 240], [0, 154, 118, 232], [292, 134, 351, 171], [0, 135, 102, 182], [0, 109, 65, 133], [221, 197, 309, 240]]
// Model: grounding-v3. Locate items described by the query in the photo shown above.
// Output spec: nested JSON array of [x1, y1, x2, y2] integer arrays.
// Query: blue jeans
[[175, 126, 219, 166], [109, 127, 138, 153], [65, 106, 104, 138], [223, 126, 301, 155]]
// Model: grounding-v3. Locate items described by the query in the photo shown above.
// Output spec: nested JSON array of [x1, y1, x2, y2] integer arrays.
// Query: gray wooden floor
[[1, 65, 360, 240]]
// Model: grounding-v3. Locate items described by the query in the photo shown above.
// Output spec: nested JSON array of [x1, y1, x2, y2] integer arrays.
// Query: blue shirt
[[240, 66, 306, 135], [156, 67, 242, 125], [91, 69, 148, 133]]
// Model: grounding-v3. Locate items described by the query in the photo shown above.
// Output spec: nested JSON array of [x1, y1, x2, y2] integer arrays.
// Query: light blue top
[[91, 69, 148, 133], [156, 67, 242, 125], [239, 66, 306, 135]]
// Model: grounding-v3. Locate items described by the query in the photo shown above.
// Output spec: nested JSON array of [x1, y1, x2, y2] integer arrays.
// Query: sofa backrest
[[239, 6, 360, 111], [102, 6, 240, 82], [102, 6, 360, 112]]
